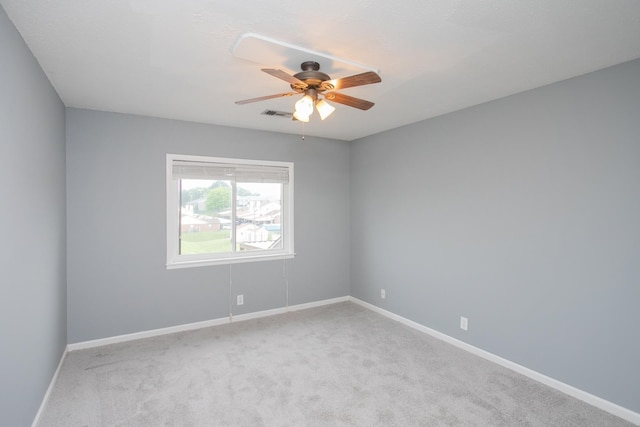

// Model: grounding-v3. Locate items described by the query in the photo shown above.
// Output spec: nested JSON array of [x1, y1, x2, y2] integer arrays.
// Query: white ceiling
[[3, 0, 640, 141]]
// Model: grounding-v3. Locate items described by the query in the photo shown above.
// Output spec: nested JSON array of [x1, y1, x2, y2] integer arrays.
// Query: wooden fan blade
[[327, 71, 381, 91], [262, 68, 307, 88], [324, 92, 375, 110], [235, 92, 297, 105]]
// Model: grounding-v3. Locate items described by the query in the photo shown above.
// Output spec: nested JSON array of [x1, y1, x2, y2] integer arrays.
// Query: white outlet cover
[[237, 295, 244, 306], [460, 316, 468, 331]]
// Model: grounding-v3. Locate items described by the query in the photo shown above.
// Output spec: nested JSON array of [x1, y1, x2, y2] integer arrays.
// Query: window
[[166, 154, 294, 268]]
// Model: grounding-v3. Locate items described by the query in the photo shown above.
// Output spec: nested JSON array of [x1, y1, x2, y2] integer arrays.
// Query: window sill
[[166, 252, 296, 269]]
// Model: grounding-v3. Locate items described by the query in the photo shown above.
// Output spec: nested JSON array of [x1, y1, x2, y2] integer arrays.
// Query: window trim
[[166, 154, 294, 269]]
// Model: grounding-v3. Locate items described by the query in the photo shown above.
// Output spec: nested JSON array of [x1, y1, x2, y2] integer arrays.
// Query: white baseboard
[[349, 296, 640, 426], [67, 296, 350, 352], [285, 295, 350, 312], [31, 346, 68, 427]]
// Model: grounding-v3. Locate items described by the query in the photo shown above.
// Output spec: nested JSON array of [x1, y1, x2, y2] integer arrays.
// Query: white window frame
[[166, 154, 294, 269]]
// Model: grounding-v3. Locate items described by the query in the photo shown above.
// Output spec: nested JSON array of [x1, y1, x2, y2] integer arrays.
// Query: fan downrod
[[300, 61, 320, 71]]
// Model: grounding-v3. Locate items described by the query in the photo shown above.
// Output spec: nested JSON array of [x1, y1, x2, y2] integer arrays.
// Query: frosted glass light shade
[[293, 111, 310, 122], [316, 99, 335, 120], [295, 95, 314, 117]]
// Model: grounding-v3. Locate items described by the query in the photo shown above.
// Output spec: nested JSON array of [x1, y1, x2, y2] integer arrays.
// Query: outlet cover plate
[[460, 316, 468, 331]]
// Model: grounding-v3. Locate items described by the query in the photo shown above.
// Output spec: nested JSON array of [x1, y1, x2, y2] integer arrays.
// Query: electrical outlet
[[381, 289, 386, 299], [460, 316, 468, 331], [237, 294, 244, 306]]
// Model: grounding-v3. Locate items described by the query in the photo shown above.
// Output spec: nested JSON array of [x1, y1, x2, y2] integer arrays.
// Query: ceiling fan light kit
[[236, 61, 381, 123], [291, 87, 336, 122]]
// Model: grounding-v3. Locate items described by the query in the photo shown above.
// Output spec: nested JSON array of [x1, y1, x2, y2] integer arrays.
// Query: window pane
[[236, 183, 283, 252], [179, 179, 232, 254]]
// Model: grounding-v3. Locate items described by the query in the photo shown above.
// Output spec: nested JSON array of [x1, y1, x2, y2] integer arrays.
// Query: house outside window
[[166, 154, 294, 268]]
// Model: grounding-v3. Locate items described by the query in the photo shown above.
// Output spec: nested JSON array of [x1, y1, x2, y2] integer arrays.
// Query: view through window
[[179, 180, 283, 254]]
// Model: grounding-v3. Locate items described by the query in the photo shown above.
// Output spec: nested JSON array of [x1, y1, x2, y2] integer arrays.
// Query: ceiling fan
[[235, 61, 382, 122]]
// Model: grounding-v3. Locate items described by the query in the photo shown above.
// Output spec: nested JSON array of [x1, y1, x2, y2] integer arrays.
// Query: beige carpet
[[38, 302, 634, 426]]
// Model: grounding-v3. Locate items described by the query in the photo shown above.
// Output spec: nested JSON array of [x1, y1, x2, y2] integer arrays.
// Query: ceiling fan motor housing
[[292, 61, 334, 92]]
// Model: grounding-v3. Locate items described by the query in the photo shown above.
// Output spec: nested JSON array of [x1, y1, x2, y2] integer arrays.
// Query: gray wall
[[66, 109, 350, 343], [0, 5, 67, 426], [350, 58, 640, 412]]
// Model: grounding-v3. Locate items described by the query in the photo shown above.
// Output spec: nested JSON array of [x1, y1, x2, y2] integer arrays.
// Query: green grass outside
[[180, 230, 231, 254]]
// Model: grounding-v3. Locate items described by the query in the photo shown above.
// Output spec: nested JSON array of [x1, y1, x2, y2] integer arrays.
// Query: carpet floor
[[38, 302, 634, 426]]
